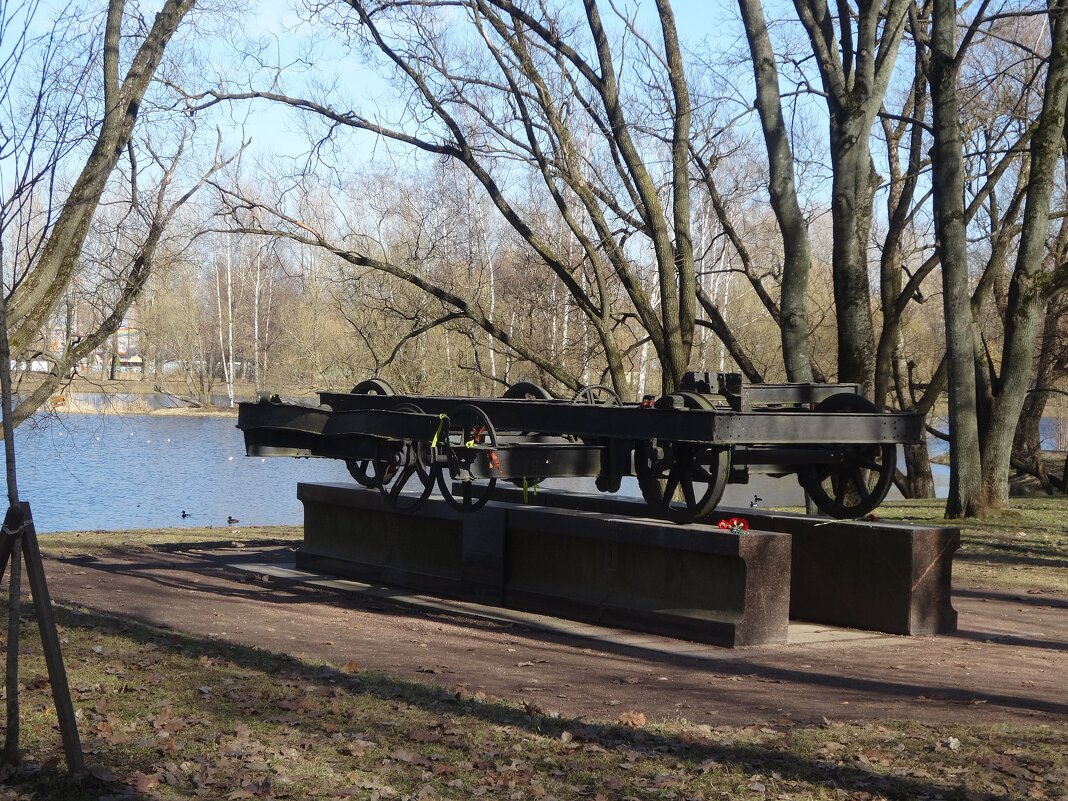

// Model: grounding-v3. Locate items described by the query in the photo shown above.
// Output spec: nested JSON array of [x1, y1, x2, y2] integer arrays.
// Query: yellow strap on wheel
[[430, 413, 447, 448]]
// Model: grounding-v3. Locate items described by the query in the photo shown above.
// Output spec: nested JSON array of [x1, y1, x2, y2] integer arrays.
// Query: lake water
[[1, 410, 1060, 533], [1, 413, 351, 533]]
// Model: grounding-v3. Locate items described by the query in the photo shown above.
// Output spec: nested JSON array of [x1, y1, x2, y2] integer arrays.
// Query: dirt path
[[43, 541, 1067, 729]]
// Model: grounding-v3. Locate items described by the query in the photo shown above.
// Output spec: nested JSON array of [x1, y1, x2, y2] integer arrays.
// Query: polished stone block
[[485, 487, 959, 636], [296, 483, 791, 647]]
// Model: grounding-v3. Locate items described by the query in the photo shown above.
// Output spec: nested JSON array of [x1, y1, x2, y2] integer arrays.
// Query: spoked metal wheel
[[636, 442, 730, 523], [377, 403, 436, 512], [635, 392, 730, 524], [436, 404, 499, 513], [346, 378, 396, 487], [501, 382, 553, 400], [351, 378, 395, 396], [800, 393, 896, 518], [571, 384, 622, 406]]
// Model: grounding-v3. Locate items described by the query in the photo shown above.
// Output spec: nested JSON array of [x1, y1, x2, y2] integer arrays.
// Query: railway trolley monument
[[237, 372, 958, 647]]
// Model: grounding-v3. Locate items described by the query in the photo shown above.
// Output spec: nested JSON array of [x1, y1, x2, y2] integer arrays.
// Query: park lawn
[[0, 511, 1061, 800], [0, 603, 1063, 801], [36, 526, 303, 559]]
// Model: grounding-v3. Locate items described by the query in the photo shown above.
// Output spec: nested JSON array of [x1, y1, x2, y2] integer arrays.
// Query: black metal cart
[[237, 372, 922, 523]]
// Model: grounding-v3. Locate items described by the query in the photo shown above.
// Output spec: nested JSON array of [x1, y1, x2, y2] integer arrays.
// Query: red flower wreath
[[717, 517, 749, 534]]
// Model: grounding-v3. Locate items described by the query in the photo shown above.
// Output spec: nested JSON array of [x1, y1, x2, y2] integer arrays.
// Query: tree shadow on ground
[[21, 603, 1051, 801], [954, 588, 1068, 609], [45, 545, 1068, 720], [0, 761, 148, 801], [953, 543, 1068, 571]]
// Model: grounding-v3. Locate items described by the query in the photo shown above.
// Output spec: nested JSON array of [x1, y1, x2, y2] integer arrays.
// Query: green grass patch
[[38, 526, 303, 559], [0, 605, 1064, 801]]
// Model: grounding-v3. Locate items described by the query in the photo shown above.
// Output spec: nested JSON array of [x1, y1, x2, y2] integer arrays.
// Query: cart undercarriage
[[237, 372, 922, 523]]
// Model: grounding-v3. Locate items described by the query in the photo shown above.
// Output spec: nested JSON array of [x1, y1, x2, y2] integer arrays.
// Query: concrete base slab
[[230, 561, 895, 661]]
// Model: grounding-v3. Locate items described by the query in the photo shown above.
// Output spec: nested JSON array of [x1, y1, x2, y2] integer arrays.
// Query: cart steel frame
[[237, 372, 922, 523]]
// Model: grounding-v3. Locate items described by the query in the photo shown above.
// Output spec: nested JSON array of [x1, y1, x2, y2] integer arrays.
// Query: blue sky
[[210, 0, 759, 164]]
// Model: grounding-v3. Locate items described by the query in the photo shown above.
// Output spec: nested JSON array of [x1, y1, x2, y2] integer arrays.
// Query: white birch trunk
[[226, 238, 235, 406], [263, 263, 273, 385], [467, 181, 497, 381], [718, 248, 732, 372], [214, 240, 235, 408]]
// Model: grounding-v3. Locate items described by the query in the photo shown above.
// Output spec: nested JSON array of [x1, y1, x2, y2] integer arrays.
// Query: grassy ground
[[0, 507, 1063, 800], [1, 601, 1065, 801], [37, 526, 303, 558]]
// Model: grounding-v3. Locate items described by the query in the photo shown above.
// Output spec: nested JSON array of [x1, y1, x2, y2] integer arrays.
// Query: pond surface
[[1, 411, 1060, 533], [1, 413, 350, 533]]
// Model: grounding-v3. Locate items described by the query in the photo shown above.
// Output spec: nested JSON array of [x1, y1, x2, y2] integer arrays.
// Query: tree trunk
[[252, 252, 262, 392], [981, 0, 1068, 504], [901, 441, 936, 499], [930, 0, 986, 517], [875, 55, 926, 409], [736, 0, 814, 382], [6, 0, 197, 354], [828, 120, 876, 389]]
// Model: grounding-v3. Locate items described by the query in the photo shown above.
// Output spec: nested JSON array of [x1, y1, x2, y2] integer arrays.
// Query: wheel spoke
[[680, 478, 697, 509], [690, 453, 716, 482], [392, 465, 415, 496], [851, 467, 871, 501], [814, 464, 835, 482], [664, 464, 682, 505], [858, 455, 882, 471], [834, 477, 848, 507]]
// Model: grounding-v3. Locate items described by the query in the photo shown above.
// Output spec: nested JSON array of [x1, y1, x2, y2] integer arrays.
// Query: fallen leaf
[[340, 739, 375, 756], [89, 765, 117, 782], [128, 771, 160, 792], [406, 728, 440, 743], [617, 711, 646, 728]]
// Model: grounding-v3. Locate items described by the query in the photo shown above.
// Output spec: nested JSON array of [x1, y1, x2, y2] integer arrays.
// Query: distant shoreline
[[49, 400, 240, 418]]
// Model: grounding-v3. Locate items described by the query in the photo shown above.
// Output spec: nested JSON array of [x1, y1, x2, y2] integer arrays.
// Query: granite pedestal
[[296, 483, 791, 647], [486, 486, 959, 636]]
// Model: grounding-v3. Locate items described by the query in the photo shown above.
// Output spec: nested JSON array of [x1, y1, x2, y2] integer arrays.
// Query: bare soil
[[41, 539, 1067, 730]]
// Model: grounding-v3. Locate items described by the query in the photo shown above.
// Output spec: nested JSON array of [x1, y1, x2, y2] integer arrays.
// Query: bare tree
[[734, 0, 911, 390], [734, 0, 816, 382], [923, 0, 1068, 515], [979, 0, 1068, 505], [182, 0, 723, 398], [1, 0, 201, 429]]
